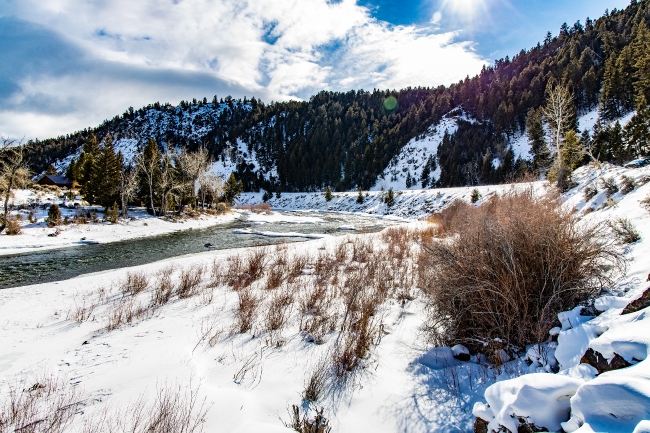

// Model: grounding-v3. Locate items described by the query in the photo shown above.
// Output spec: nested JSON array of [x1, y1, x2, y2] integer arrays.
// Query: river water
[[0, 212, 399, 289]]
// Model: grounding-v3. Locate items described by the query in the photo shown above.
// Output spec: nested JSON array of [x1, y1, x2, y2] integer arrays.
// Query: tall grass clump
[[420, 190, 624, 354]]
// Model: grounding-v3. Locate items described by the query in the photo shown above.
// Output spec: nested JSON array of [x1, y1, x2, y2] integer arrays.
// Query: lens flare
[[383, 96, 398, 111]]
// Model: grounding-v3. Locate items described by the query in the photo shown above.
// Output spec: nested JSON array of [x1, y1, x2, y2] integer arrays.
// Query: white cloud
[[1, 0, 488, 139]]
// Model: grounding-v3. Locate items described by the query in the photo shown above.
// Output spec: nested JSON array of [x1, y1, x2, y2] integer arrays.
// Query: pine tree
[[223, 173, 244, 204], [625, 99, 650, 156], [79, 133, 100, 203], [405, 172, 412, 188], [526, 107, 551, 173], [420, 163, 430, 188], [561, 130, 585, 171], [325, 187, 333, 202], [90, 134, 121, 209], [633, 21, 650, 108], [356, 186, 364, 204]]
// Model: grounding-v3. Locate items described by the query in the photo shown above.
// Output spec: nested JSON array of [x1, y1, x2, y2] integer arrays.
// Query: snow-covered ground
[[2, 163, 650, 432], [239, 180, 545, 219]]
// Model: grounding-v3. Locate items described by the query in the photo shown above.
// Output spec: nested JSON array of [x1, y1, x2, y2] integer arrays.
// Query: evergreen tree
[[405, 172, 412, 188], [91, 134, 121, 209], [633, 21, 650, 108], [526, 107, 551, 173], [356, 186, 364, 204], [325, 187, 333, 202], [79, 133, 100, 203], [420, 162, 430, 188], [561, 130, 586, 171], [223, 173, 243, 204], [625, 100, 650, 156], [384, 188, 395, 207]]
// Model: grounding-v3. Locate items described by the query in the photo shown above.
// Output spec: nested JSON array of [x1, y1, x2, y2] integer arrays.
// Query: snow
[[0, 193, 239, 256], [371, 115, 459, 191], [474, 373, 584, 432], [473, 161, 650, 433], [3, 162, 650, 432], [232, 229, 331, 239]]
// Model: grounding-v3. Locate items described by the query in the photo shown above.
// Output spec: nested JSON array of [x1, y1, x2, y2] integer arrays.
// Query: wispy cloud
[[0, 0, 487, 139]]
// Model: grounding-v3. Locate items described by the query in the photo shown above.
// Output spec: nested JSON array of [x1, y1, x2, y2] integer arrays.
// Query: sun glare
[[439, 0, 489, 21]]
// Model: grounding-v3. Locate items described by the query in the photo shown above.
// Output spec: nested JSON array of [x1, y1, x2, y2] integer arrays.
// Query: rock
[[204, 243, 214, 248], [82, 340, 89, 345], [516, 419, 549, 432], [580, 348, 632, 374], [473, 417, 489, 433], [622, 287, 650, 315], [451, 344, 471, 361]]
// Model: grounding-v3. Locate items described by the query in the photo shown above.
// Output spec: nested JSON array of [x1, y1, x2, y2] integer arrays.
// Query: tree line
[[64, 133, 243, 215]]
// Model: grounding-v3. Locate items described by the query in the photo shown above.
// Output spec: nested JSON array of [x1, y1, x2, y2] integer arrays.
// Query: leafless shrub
[[245, 248, 267, 281], [233, 203, 272, 214], [264, 290, 293, 332], [176, 265, 204, 299], [583, 183, 598, 202], [234, 289, 259, 334], [642, 193, 650, 211], [208, 260, 224, 288], [0, 374, 81, 433], [5, 215, 21, 235], [427, 199, 471, 237], [333, 241, 349, 263], [68, 296, 96, 323], [600, 176, 619, 197], [122, 271, 149, 296], [81, 380, 209, 433], [620, 175, 635, 195], [283, 405, 331, 433], [150, 272, 174, 308], [288, 253, 310, 281], [609, 217, 641, 244], [265, 264, 285, 290], [421, 190, 625, 353]]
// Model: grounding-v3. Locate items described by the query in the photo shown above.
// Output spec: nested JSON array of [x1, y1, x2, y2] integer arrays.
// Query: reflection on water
[[0, 212, 395, 289]]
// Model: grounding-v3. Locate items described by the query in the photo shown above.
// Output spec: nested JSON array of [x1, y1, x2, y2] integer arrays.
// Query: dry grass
[[234, 289, 259, 334], [0, 374, 82, 433], [81, 380, 209, 433], [122, 271, 149, 296], [105, 297, 151, 331], [150, 268, 175, 308], [68, 297, 96, 323], [233, 203, 272, 214], [176, 265, 204, 299], [420, 190, 625, 354], [263, 290, 294, 332]]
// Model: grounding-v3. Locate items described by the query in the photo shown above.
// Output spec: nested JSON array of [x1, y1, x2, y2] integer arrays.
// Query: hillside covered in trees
[[25, 0, 650, 193]]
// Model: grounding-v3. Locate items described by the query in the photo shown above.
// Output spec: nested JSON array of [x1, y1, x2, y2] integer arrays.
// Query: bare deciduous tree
[[1, 137, 28, 234], [197, 172, 223, 209], [119, 163, 139, 219]]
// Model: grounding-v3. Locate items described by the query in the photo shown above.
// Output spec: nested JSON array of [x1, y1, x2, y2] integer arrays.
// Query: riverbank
[[0, 206, 239, 256]]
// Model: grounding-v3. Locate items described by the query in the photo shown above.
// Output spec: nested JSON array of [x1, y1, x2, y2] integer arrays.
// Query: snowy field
[[1, 163, 650, 432]]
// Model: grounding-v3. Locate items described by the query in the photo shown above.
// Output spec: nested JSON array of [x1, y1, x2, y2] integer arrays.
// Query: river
[[0, 212, 399, 289]]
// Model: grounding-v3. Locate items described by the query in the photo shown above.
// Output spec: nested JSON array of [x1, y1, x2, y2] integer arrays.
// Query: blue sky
[[0, 0, 632, 139]]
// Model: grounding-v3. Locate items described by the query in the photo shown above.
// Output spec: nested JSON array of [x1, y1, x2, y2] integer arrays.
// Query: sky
[[0, 0, 632, 140]]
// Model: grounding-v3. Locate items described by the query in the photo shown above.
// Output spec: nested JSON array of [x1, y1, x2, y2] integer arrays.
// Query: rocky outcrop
[[622, 287, 650, 315], [580, 348, 632, 374]]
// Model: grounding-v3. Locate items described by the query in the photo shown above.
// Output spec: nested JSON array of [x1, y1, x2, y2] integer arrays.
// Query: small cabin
[[37, 175, 74, 188]]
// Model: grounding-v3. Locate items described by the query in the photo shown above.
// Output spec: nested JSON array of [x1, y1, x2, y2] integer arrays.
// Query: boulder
[[622, 287, 650, 315], [580, 348, 632, 374]]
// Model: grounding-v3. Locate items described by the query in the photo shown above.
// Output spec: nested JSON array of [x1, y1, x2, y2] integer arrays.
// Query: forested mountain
[[26, 0, 650, 192]]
